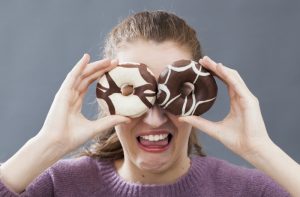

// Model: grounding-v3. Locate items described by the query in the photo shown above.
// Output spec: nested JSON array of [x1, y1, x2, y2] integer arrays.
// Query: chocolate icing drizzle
[[96, 63, 157, 116], [96, 73, 121, 115]]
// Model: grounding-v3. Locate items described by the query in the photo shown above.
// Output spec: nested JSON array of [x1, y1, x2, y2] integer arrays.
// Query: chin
[[136, 155, 173, 173]]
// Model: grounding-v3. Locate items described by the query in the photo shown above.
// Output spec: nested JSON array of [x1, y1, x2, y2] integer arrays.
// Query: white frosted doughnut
[[96, 62, 157, 118]]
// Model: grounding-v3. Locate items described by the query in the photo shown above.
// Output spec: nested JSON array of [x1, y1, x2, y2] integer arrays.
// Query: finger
[[73, 58, 111, 89], [79, 58, 111, 79], [64, 54, 90, 89], [200, 56, 250, 98], [72, 66, 109, 112], [218, 62, 247, 87], [89, 115, 131, 137], [179, 116, 221, 141], [216, 63, 250, 97], [72, 60, 119, 112], [76, 59, 119, 93], [72, 88, 88, 112], [200, 56, 233, 86], [199, 57, 228, 86], [200, 56, 237, 83]]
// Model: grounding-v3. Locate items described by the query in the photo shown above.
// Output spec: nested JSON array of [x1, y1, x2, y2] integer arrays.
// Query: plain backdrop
[[0, 1, 299, 168]]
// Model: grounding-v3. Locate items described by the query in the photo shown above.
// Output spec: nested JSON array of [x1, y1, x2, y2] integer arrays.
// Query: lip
[[137, 140, 171, 153], [135, 129, 174, 153]]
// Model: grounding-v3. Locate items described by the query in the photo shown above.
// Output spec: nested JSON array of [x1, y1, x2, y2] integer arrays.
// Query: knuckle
[[91, 66, 99, 73], [231, 80, 240, 89], [79, 73, 87, 79], [243, 95, 259, 106], [252, 95, 259, 105], [66, 72, 77, 82]]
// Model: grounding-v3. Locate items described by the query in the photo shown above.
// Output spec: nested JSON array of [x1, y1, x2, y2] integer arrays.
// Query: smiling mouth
[[136, 133, 173, 153]]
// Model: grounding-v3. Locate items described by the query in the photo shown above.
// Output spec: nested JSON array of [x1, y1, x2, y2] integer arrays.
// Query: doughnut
[[157, 59, 217, 116], [96, 62, 157, 118]]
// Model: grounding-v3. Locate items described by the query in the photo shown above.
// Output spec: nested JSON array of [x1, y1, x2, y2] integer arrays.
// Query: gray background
[[0, 1, 299, 168]]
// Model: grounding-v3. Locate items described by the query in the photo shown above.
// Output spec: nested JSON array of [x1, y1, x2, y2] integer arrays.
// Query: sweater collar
[[96, 155, 207, 197]]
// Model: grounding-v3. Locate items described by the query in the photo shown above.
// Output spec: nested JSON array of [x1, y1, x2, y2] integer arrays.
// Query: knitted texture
[[0, 156, 290, 197]]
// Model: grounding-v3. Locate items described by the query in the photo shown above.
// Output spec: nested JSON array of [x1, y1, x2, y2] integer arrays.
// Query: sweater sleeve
[[246, 169, 291, 197], [0, 167, 54, 197]]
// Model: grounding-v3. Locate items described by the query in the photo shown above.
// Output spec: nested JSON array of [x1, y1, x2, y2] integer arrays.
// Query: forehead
[[116, 40, 192, 78]]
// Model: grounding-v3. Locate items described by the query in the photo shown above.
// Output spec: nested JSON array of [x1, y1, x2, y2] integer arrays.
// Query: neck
[[114, 155, 191, 184]]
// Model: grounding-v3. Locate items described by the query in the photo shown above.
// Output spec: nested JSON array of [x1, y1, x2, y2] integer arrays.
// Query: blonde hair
[[81, 10, 205, 160]]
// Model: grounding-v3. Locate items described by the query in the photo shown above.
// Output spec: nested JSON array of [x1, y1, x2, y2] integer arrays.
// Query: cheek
[[168, 114, 193, 146], [115, 117, 141, 134], [177, 124, 192, 145], [115, 124, 131, 143], [166, 112, 192, 133], [114, 118, 141, 147]]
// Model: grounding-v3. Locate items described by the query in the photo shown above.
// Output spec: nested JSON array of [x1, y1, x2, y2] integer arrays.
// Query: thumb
[[179, 116, 220, 140], [90, 115, 131, 136]]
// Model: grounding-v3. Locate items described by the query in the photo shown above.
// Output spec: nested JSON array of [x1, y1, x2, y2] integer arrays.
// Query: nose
[[142, 105, 168, 128]]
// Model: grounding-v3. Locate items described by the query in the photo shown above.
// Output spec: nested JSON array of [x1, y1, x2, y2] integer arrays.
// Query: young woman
[[0, 11, 299, 197]]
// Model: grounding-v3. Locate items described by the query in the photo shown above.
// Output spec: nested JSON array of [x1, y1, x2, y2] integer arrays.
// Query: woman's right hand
[[39, 54, 131, 154], [0, 54, 131, 194]]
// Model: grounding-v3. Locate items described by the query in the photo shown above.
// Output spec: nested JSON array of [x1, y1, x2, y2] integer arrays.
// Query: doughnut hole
[[181, 82, 194, 96], [121, 84, 134, 96]]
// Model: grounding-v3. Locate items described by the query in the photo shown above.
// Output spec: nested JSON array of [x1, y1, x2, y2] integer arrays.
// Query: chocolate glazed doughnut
[[96, 62, 157, 118], [157, 60, 217, 116]]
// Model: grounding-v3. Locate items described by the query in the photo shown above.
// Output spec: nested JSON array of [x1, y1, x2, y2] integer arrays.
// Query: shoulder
[[192, 156, 290, 196], [51, 156, 97, 171], [21, 157, 99, 195], [195, 156, 259, 178], [192, 155, 262, 184], [44, 156, 113, 195], [49, 155, 109, 178]]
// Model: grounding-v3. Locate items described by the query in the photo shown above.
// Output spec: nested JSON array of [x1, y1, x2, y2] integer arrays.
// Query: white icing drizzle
[[162, 94, 181, 109], [193, 61, 203, 84], [158, 84, 171, 106], [182, 96, 216, 116], [162, 67, 172, 85], [167, 61, 210, 77], [182, 90, 196, 116], [97, 86, 107, 92], [190, 97, 216, 115]]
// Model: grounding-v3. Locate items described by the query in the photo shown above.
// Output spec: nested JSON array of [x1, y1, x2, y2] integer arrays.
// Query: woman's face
[[114, 39, 193, 178]]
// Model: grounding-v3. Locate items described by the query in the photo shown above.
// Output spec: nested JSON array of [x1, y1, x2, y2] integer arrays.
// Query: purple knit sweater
[[0, 155, 290, 197]]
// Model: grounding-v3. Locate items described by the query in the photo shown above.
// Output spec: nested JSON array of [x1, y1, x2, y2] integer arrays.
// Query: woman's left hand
[[180, 56, 300, 197], [179, 56, 272, 158]]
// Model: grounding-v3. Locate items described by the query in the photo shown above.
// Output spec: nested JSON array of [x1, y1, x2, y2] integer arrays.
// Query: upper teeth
[[140, 134, 168, 141]]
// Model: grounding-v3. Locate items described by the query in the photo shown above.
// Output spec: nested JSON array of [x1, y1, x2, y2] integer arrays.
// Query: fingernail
[[206, 56, 212, 62]]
